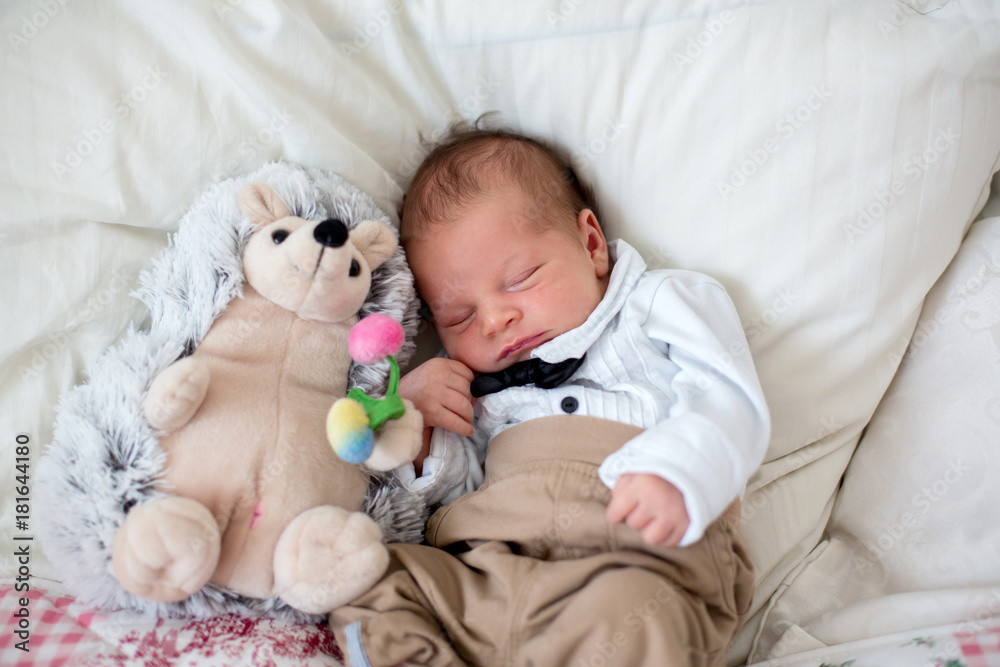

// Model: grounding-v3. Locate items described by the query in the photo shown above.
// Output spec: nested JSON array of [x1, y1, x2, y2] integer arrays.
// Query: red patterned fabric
[[1, 584, 343, 666], [957, 626, 1000, 667]]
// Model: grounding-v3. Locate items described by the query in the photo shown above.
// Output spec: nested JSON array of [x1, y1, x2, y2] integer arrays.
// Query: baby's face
[[406, 187, 610, 374]]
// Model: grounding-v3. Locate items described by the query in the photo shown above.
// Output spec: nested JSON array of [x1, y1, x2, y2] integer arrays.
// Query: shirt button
[[560, 397, 579, 414]]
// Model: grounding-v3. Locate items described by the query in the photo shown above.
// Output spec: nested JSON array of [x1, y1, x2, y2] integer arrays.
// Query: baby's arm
[[599, 274, 770, 547], [399, 357, 476, 472], [605, 473, 690, 548]]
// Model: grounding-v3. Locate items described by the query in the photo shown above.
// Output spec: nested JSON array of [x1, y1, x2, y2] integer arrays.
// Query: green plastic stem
[[347, 354, 406, 431]]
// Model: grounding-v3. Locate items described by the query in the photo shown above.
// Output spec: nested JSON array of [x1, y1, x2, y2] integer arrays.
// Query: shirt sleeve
[[394, 424, 488, 507], [393, 347, 488, 506], [597, 274, 771, 546]]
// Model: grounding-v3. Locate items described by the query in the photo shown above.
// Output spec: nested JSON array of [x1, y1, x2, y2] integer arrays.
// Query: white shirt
[[397, 240, 771, 546]]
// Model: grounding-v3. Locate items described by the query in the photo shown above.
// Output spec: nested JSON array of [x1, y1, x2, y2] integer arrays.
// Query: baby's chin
[[471, 360, 516, 375], [455, 337, 552, 374], [486, 347, 543, 373], [463, 354, 527, 375]]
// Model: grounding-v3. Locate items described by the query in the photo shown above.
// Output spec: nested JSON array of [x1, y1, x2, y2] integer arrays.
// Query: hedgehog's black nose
[[314, 218, 349, 248]]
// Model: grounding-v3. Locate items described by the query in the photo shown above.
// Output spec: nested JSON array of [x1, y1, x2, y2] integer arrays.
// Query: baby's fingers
[[441, 388, 475, 424], [444, 368, 476, 404], [427, 398, 475, 437], [641, 518, 680, 548], [605, 481, 639, 525], [445, 359, 476, 383], [438, 410, 475, 437]]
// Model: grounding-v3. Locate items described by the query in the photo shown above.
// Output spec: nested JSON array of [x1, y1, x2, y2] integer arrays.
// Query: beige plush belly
[[158, 354, 369, 598]]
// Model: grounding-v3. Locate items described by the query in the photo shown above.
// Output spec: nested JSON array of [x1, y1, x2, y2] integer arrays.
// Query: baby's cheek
[[532, 285, 568, 316], [553, 288, 594, 329], [443, 338, 481, 373]]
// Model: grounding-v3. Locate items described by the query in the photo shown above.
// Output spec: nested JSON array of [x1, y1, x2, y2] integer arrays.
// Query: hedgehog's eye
[[349, 259, 360, 277], [271, 230, 290, 244]]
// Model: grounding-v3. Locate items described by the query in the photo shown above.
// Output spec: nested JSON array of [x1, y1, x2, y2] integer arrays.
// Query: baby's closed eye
[[506, 266, 539, 289], [444, 309, 475, 329]]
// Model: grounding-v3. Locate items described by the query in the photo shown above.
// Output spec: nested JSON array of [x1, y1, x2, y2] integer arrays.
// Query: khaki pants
[[331, 416, 754, 667]]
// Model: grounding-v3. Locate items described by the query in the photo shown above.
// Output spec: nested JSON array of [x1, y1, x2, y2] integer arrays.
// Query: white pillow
[[746, 212, 1000, 662], [1, 5, 999, 661], [405, 3, 1000, 659]]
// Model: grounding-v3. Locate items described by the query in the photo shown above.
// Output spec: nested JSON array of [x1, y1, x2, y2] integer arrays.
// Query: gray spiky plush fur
[[36, 162, 427, 622]]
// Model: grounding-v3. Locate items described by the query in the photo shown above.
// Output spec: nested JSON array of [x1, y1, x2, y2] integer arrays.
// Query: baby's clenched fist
[[398, 358, 476, 437], [605, 473, 691, 548]]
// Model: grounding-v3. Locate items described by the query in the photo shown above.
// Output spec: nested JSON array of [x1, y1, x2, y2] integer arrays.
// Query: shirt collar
[[532, 239, 647, 363]]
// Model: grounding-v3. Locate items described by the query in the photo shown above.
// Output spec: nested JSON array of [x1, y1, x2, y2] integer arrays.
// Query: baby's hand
[[605, 473, 691, 548], [398, 358, 476, 438]]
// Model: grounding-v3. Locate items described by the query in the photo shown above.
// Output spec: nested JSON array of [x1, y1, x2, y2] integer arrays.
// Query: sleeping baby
[[329, 120, 771, 667]]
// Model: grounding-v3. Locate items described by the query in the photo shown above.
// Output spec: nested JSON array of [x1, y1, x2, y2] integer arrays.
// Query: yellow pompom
[[327, 398, 374, 464]]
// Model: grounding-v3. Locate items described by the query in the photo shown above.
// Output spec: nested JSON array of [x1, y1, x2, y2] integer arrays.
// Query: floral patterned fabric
[[1, 584, 343, 666], [748, 621, 1000, 667]]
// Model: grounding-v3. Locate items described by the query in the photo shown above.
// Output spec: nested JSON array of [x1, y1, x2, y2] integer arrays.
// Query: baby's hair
[[400, 113, 598, 243]]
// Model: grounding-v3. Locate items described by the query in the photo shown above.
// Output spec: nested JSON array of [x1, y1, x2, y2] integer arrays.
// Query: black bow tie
[[470, 355, 586, 398]]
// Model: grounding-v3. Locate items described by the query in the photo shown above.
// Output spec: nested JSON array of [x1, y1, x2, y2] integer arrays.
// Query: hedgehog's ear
[[239, 183, 292, 229], [351, 220, 398, 270]]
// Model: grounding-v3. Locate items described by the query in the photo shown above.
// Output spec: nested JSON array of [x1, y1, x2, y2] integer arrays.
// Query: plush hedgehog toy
[[37, 164, 426, 621]]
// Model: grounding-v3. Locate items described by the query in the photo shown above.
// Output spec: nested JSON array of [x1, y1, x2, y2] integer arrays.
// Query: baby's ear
[[239, 183, 293, 229], [351, 220, 398, 270]]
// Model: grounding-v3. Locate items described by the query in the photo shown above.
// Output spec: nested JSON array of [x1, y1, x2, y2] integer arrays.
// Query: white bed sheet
[[747, 211, 1000, 662]]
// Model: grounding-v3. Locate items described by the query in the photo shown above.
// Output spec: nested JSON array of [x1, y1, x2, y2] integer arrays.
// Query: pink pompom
[[349, 314, 405, 364]]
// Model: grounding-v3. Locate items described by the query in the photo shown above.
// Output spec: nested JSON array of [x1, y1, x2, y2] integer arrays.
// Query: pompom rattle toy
[[329, 314, 408, 464]]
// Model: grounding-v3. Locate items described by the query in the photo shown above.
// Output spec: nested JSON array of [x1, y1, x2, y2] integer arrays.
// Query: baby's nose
[[482, 303, 520, 334]]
